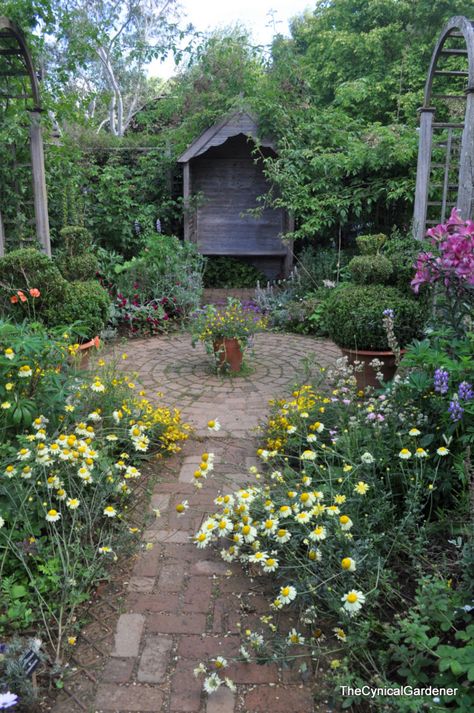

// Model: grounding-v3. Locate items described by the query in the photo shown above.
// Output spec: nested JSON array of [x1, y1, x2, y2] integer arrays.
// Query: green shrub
[[203, 256, 266, 288], [324, 284, 425, 350], [296, 245, 355, 291], [0, 248, 67, 319], [44, 280, 110, 338], [356, 233, 387, 255], [348, 254, 393, 285], [56, 253, 100, 281], [382, 229, 421, 292], [59, 225, 93, 255]]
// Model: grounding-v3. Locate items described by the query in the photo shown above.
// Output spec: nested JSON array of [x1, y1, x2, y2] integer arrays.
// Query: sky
[[149, 0, 314, 78]]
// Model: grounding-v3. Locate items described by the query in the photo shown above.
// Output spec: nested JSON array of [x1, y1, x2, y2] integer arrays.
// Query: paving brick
[[157, 561, 186, 591], [170, 659, 203, 712], [112, 613, 145, 657], [144, 528, 191, 544], [147, 612, 206, 634], [177, 635, 240, 659], [151, 493, 171, 510], [226, 661, 279, 684], [243, 685, 314, 713], [132, 549, 162, 578], [191, 560, 230, 576], [101, 657, 135, 684], [183, 577, 213, 612], [137, 634, 173, 683], [126, 592, 180, 613], [127, 576, 155, 593], [95, 683, 164, 711], [206, 685, 235, 713]]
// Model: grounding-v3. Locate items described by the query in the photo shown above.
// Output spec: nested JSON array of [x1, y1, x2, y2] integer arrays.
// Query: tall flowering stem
[[411, 209, 474, 337], [382, 309, 401, 365]]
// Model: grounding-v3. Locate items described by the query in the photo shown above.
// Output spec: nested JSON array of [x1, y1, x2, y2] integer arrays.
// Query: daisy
[[175, 501, 189, 515], [399, 448, 412, 459], [287, 628, 305, 645], [261, 518, 278, 534], [193, 663, 206, 677], [275, 528, 291, 543], [103, 506, 117, 518], [279, 585, 297, 604], [17, 448, 31, 461], [307, 434, 317, 442], [339, 515, 353, 531], [46, 509, 61, 522], [295, 511, 311, 524], [213, 656, 228, 669], [91, 380, 105, 393], [354, 481, 370, 495], [341, 590, 366, 615], [300, 491, 316, 507], [194, 531, 211, 548], [207, 419, 221, 432], [333, 627, 346, 641], [216, 517, 233, 536], [241, 524, 258, 542], [361, 451, 375, 464], [301, 450, 316, 461], [279, 505, 292, 517], [415, 448, 428, 458], [4, 348, 15, 360], [18, 365, 33, 378], [312, 421, 324, 433], [436, 446, 449, 456], [203, 673, 222, 693], [67, 498, 80, 510], [409, 428, 421, 436], [309, 525, 327, 541], [262, 557, 279, 572], [249, 551, 268, 564], [341, 557, 356, 572]]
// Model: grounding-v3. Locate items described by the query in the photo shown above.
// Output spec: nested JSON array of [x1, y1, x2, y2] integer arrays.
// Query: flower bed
[[0, 320, 189, 705]]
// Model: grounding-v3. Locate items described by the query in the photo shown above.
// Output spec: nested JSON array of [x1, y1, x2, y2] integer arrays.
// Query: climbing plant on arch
[[0, 16, 50, 256]]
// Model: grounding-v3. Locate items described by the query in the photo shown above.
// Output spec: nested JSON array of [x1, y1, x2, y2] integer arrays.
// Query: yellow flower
[[399, 448, 412, 459], [67, 636, 77, 646], [354, 481, 369, 495]]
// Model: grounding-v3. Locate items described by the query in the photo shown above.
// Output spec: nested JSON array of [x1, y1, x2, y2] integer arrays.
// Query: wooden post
[[183, 161, 191, 241], [0, 209, 5, 257], [413, 108, 435, 240], [457, 88, 474, 219], [29, 110, 51, 256]]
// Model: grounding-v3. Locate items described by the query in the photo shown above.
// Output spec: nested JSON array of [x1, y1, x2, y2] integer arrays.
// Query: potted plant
[[190, 298, 267, 373], [324, 286, 425, 388]]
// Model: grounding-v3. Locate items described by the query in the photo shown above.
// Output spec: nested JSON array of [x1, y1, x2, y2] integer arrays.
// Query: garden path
[[52, 332, 340, 713]]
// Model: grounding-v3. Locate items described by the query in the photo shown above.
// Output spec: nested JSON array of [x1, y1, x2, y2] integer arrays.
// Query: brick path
[[71, 333, 340, 713]]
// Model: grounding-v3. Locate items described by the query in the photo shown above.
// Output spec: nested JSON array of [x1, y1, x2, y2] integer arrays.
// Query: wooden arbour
[[0, 16, 50, 256], [413, 16, 474, 239]]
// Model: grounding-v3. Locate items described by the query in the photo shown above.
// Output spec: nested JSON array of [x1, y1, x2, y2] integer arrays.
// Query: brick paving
[[55, 332, 340, 713]]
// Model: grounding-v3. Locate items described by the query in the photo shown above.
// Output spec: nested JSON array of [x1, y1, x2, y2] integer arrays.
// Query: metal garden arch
[[0, 16, 50, 256]]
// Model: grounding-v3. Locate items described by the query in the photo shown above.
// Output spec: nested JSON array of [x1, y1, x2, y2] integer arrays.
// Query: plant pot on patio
[[213, 337, 243, 373], [341, 348, 399, 389]]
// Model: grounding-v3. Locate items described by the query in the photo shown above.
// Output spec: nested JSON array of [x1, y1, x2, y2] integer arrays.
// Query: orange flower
[[29, 288, 40, 298], [17, 291, 27, 303], [10, 295, 18, 304]]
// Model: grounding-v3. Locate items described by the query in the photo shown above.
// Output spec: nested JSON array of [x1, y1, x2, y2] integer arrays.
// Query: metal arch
[[423, 15, 474, 107], [0, 16, 41, 109]]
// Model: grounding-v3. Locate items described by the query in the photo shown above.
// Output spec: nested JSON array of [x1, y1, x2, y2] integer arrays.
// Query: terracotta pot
[[77, 336, 100, 369], [341, 347, 401, 389], [213, 337, 243, 373]]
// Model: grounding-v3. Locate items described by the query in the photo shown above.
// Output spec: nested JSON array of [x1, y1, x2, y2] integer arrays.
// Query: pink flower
[[29, 288, 40, 298]]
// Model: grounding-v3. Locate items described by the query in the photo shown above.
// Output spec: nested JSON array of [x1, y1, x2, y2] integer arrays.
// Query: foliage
[[43, 280, 110, 339], [347, 254, 393, 285], [355, 233, 387, 255], [104, 234, 204, 335], [0, 319, 189, 662], [0, 248, 67, 322], [55, 252, 99, 282], [203, 257, 266, 289], [382, 229, 420, 292], [323, 284, 425, 350]]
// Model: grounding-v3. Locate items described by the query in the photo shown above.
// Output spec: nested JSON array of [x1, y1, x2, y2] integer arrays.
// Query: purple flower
[[383, 309, 394, 318], [458, 381, 474, 401], [434, 368, 449, 395], [448, 400, 464, 422], [0, 692, 18, 709]]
